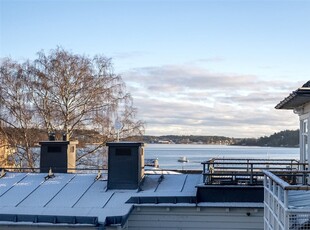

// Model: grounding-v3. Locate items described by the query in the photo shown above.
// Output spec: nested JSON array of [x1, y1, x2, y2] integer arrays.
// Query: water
[[144, 144, 299, 170]]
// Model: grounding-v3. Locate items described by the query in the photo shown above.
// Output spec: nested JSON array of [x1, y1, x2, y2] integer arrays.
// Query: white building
[[275, 80, 310, 167], [264, 81, 310, 230]]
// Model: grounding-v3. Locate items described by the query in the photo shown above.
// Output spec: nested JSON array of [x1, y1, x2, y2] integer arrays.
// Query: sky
[[0, 0, 309, 138]]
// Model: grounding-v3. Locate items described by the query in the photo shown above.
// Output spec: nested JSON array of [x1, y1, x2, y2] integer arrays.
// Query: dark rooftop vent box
[[39, 140, 78, 173], [106, 142, 144, 190]]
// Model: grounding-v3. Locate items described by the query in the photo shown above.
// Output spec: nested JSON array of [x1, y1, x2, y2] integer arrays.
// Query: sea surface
[[144, 144, 299, 170]]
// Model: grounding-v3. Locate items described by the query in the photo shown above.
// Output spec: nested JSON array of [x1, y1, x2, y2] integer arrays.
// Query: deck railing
[[202, 158, 305, 185], [264, 170, 310, 230]]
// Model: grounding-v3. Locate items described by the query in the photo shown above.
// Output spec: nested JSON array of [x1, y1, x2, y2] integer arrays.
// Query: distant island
[[133, 130, 299, 147], [2, 127, 298, 148]]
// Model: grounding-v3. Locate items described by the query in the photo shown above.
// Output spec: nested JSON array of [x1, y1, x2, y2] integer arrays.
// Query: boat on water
[[178, 156, 189, 163]]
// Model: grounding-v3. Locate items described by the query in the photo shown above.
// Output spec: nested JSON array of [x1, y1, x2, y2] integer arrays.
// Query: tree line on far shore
[[139, 129, 299, 147]]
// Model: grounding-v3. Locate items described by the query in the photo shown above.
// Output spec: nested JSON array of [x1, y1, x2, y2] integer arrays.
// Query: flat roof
[[0, 172, 201, 227], [288, 190, 310, 210]]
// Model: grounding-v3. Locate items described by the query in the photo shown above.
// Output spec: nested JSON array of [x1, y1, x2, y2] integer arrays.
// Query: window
[[301, 119, 308, 162]]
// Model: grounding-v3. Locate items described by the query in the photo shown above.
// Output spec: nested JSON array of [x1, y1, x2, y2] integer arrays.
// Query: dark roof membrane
[[0, 214, 99, 226], [302, 81, 310, 87], [275, 81, 310, 110]]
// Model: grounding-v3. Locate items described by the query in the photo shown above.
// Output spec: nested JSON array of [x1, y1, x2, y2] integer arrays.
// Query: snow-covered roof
[[288, 190, 310, 210], [0, 172, 202, 227]]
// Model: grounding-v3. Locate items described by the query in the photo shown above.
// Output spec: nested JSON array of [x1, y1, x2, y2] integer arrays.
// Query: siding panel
[[127, 206, 264, 230]]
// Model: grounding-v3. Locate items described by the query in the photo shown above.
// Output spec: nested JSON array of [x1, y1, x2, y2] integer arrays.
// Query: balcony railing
[[202, 158, 305, 186], [264, 170, 310, 230]]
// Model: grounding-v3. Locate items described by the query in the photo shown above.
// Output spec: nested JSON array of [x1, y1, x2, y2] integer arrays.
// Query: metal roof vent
[[106, 142, 144, 190], [48, 132, 56, 141]]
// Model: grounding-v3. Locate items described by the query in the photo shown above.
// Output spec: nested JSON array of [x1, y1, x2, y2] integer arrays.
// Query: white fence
[[264, 170, 310, 230]]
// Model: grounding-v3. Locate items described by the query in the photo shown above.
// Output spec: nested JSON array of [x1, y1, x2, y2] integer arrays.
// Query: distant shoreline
[[144, 142, 299, 148], [139, 130, 299, 148]]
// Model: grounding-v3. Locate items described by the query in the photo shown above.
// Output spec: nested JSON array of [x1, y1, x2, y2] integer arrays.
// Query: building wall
[[302, 103, 310, 114], [298, 106, 310, 166], [126, 206, 264, 230], [0, 136, 14, 168]]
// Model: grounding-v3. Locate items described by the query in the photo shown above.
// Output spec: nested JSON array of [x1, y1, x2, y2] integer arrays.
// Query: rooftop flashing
[[0, 214, 99, 226], [39, 141, 70, 145], [197, 202, 264, 208], [106, 142, 144, 147]]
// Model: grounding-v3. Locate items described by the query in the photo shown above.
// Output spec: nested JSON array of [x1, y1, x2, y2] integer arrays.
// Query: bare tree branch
[[0, 48, 145, 168]]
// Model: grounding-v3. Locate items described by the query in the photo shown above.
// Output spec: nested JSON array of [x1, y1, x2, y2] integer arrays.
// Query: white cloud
[[122, 64, 303, 137]]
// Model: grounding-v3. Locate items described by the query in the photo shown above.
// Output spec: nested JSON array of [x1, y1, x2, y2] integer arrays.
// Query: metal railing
[[202, 158, 305, 185], [264, 170, 310, 230]]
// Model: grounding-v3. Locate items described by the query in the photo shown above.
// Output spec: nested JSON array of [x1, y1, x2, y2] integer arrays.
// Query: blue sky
[[1, 0, 309, 137]]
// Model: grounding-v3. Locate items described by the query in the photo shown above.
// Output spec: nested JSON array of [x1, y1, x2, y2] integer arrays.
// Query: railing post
[[290, 160, 293, 170], [284, 190, 288, 209], [250, 163, 253, 184], [303, 162, 306, 171], [203, 163, 206, 183], [284, 190, 289, 230], [303, 171, 306, 185]]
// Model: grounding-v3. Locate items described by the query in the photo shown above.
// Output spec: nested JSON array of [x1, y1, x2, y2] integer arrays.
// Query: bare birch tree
[[29, 48, 144, 138], [0, 48, 144, 168], [0, 59, 40, 168]]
